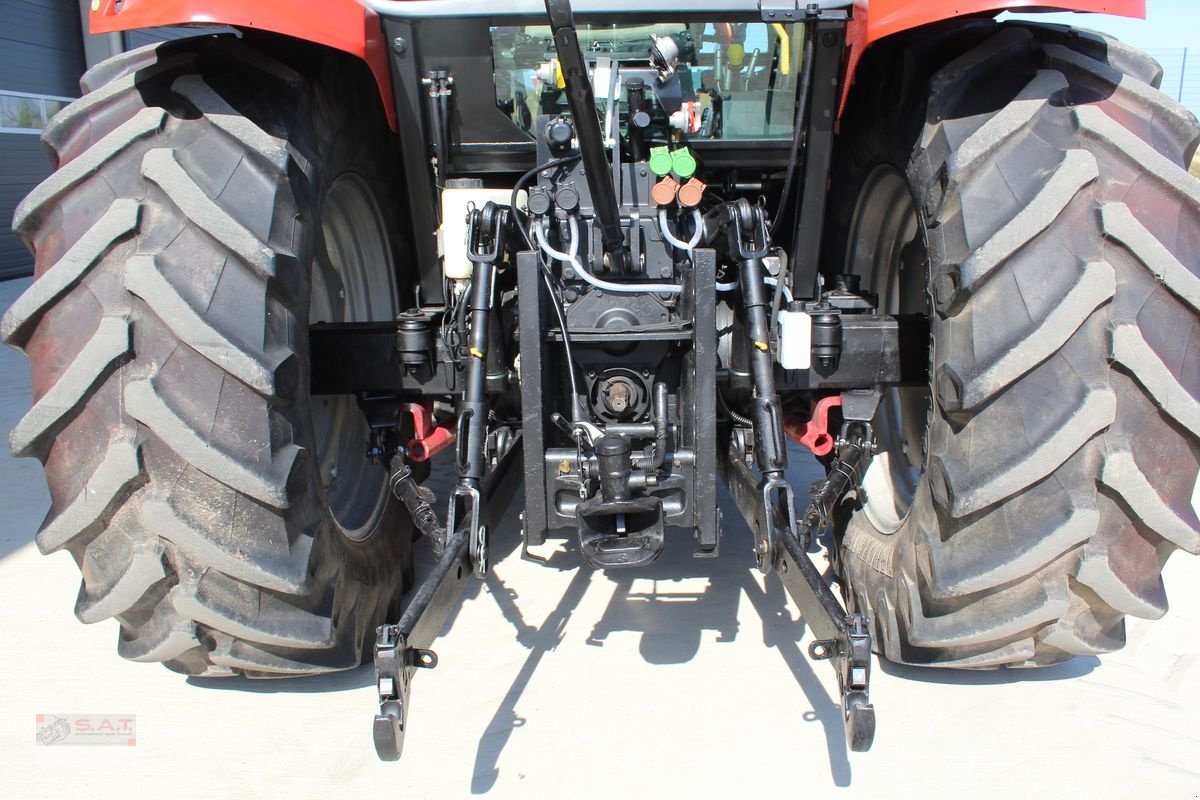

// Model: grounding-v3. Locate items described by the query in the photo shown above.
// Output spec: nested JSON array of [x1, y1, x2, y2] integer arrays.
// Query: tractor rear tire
[[4, 37, 414, 677], [828, 23, 1200, 667]]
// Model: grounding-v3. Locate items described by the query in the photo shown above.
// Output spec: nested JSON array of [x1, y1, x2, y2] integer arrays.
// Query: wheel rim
[[844, 166, 929, 534], [309, 174, 397, 542]]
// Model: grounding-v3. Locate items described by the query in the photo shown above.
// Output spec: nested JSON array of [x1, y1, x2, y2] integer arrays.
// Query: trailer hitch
[[721, 390, 881, 751], [373, 435, 523, 761]]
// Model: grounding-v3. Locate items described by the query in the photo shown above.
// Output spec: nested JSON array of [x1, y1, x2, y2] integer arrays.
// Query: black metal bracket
[[789, 15, 847, 301], [373, 436, 523, 762], [758, 0, 849, 22], [447, 202, 508, 581], [719, 417, 878, 752]]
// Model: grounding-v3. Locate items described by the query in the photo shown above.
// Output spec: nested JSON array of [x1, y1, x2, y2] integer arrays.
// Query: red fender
[[842, 0, 1146, 115], [88, 0, 397, 128], [89, 1, 1146, 137]]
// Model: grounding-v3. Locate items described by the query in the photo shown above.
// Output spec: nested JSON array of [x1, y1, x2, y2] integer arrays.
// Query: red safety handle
[[784, 395, 842, 457], [399, 403, 456, 463]]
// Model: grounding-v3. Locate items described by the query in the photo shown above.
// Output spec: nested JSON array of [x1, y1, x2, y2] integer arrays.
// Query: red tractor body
[[87, 0, 1145, 129]]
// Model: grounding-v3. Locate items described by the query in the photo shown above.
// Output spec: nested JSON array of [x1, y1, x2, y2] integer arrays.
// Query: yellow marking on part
[[1190, 146, 1200, 179], [91, 0, 99, 10], [555, 61, 566, 90], [469, 347, 485, 359], [754, 341, 770, 352], [772, 23, 791, 75]]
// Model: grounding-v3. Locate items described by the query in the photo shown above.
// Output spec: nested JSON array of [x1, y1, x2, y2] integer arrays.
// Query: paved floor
[[0, 275, 1197, 799]]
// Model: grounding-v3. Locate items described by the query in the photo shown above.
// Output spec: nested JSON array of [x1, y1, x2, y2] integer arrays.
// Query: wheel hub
[[309, 174, 397, 541], [845, 166, 929, 534]]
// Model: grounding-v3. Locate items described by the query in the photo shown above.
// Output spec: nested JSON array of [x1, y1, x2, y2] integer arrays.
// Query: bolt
[[391, 36, 408, 55]]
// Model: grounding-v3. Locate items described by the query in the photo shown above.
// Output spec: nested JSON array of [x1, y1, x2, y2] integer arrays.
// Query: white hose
[[765, 276, 794, 304], [536, 212, 792, 302], [658, 209, 744, 292], [657, 208, 703, 255], [535, 216, 684, 295], [716, 275, 792, 300]]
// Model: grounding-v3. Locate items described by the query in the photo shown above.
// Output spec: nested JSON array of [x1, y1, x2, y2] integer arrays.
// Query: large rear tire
[[827, 23, 1200, 667], [3, 38, 413, 676]]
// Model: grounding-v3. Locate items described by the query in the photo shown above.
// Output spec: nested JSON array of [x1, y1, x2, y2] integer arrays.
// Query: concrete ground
[[0, 275, 1197, 799]]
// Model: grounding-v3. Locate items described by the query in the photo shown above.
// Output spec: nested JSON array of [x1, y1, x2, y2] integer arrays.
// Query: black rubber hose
[[510, 155, 584, 420], [717, 390, 754, 427]]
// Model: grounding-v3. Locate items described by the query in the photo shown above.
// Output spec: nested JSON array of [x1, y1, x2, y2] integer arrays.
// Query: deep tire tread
[[840, 22, 1200, 667], [10, 39, 410, 677]]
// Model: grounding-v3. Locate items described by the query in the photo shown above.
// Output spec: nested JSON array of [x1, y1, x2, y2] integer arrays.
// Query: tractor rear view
[[6, 0, 1197, 760]]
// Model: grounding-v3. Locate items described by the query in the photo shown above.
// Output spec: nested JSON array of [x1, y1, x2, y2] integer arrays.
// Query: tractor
[[6, 0, 1198, 760]]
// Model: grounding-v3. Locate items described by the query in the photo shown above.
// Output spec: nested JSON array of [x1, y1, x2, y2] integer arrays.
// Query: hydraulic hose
[[657, 208, 703, 256], [657, 208, 793, 302], [535, 216, 684, 295], [510, 155, 584, 420]]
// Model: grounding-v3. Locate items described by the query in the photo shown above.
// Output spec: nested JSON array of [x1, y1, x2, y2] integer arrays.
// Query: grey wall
[[1, 0, 87, 97], [1, 5, 234, 281], [124, 25, 221, 50], [0, 134, 49, 279], [1, 0, 87, 280]]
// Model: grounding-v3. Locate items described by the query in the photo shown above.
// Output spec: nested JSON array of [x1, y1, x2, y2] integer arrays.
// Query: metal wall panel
[[0, 0, 86, 279], [124, 26, 233, 51], [0, 0, 86, 97], [0, 134, 51, 280]]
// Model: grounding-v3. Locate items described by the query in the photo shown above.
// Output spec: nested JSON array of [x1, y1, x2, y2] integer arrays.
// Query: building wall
[[0, 0, 224, 281], [0, 0, 86, 280]]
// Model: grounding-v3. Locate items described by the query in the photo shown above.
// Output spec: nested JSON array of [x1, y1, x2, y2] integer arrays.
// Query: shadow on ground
[[467, 485, 855, 791], [176, 449, 1102, 792], [878, 654, 1100, 684]]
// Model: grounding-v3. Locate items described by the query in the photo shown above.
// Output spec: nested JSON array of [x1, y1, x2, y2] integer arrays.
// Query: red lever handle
[[784, 395, 842, 457]]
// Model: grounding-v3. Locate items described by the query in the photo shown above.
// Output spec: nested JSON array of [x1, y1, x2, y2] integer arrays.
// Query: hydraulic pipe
[[650, 382, 669, 472]]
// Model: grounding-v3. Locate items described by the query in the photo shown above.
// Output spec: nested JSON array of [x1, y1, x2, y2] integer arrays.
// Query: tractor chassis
[[311, 0, 914, 762], [365, 383, 883, 760]]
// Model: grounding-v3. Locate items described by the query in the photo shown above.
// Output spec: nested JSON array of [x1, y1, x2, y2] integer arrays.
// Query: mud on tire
[[3, 37, 413, 677], [829, 23, 1200, 667]]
